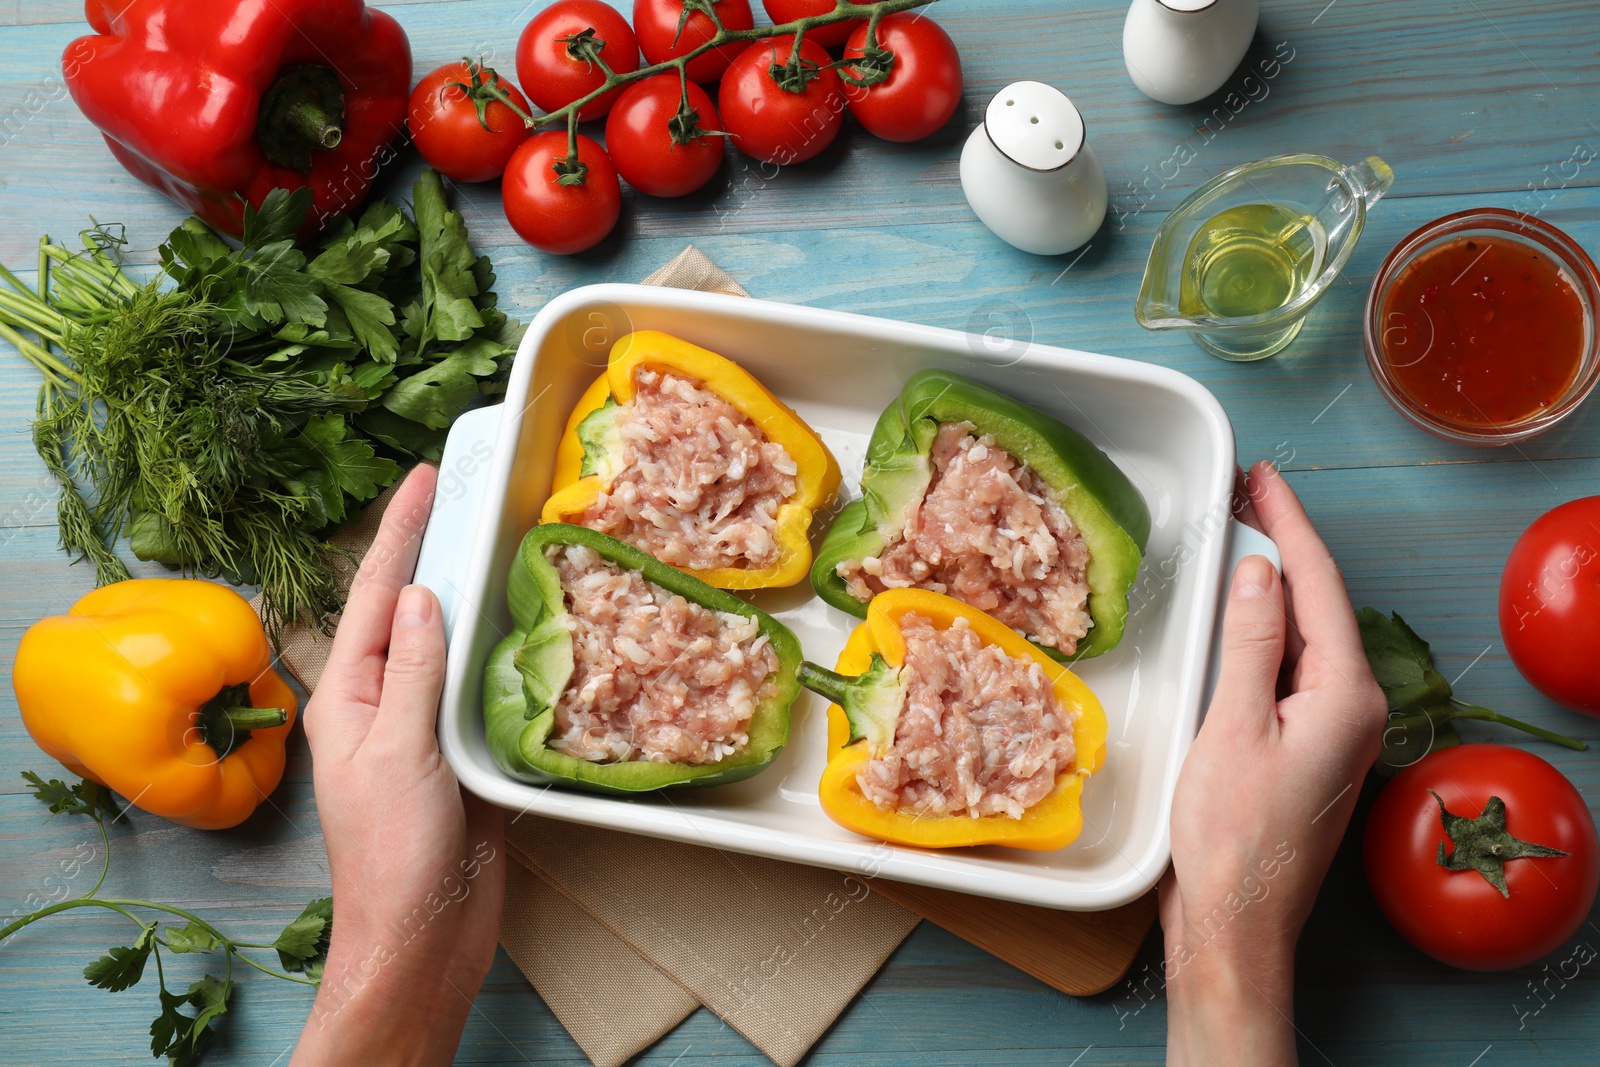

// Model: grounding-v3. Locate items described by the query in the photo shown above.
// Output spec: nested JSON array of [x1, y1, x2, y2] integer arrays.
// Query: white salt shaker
[[1122, 0, 1259, 106], [959, 82, 1106, 257]]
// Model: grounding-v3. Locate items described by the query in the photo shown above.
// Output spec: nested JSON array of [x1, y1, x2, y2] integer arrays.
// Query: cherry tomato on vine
[[761, 0, 861, 48], [1364, 744, 1599, 971], [517, 0, 641, 121], [841, 13, 962, 143], [633, 0, 755, 83], [502, 131, 622, 255], [718, 37, 843, 165], [1499, 497, 1600, 716], [605, 75, 726, 197], [407, 61, 534, 182]]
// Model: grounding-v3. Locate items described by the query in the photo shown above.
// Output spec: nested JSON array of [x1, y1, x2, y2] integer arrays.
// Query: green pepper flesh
[[810, 370, 1151, 661], [484, 523, 802, 793]]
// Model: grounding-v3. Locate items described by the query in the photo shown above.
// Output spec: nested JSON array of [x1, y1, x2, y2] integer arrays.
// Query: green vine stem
[[539, 0, 938, 177]]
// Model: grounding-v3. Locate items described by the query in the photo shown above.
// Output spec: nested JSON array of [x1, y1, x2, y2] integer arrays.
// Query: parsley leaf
[[382, 335, 512, 431], [163, 923, 223, 955], [22, 770, 124, 822], [242, 187, 314, 251], [408, 169, 486, 350], [85, 925, 156, 991], [276, 897, 333, 976], [150, 975, 232, 1067], [1356, 608, 1455, 715]]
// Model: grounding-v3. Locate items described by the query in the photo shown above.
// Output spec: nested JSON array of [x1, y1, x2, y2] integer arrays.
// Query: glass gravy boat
[[1135, 153, 1393, 361]]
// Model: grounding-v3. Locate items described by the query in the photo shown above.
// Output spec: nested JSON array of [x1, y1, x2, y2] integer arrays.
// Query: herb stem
[[1448, 701, 1589, 750]]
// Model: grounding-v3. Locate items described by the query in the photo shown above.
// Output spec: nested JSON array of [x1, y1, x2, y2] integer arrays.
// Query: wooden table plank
[[2, 0, 1599, 257]]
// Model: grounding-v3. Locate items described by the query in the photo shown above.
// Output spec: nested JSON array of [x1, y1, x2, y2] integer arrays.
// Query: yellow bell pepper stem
[[542, 330, 841, 589], [810, 588, 1108, 851], [12, 578, 298, 831]]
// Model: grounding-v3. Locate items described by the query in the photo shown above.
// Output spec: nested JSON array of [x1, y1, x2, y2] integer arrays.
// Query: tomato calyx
[[839, 16, 896, 88], [1433, 791, 1569, 898], [552, 115, 590, 186], [675, 0, 728, 47], [666, 69, 727, 147], [561, 27, 617, 77], [445, 58, 537, 132], [768, 36, 823, 94]]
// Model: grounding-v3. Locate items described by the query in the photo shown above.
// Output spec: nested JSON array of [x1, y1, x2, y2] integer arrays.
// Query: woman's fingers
[[1209, 555, 1288, 736], [1246, 462, 1365, 687], [307, 465, 438, 761], [368, 584, 449, 757]]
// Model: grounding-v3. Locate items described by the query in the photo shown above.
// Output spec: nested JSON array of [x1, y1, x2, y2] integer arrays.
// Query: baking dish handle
[[414, 403, 505, 637], [1202, 521, 1284, 706]]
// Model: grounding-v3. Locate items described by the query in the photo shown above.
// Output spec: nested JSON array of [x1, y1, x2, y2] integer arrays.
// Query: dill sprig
[[0, 171, 517, 639]]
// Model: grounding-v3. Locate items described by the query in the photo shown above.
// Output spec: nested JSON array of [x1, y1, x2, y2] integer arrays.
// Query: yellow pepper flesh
[[12, 579, 297, 830], [542, 330, 841, 589], [817, 589, 1108, 851]]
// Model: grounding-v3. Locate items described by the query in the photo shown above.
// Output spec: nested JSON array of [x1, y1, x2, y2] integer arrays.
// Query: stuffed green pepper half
[[484, 524, 802, 793], [811, 370, 1151, 661]]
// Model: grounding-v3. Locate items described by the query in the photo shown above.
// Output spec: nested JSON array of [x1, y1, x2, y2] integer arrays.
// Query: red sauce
[[1378, 234, 1585, 428]]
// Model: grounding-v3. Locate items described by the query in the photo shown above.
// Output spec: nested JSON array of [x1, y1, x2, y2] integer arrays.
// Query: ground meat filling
[[839, 422, 1093, 655], [548, 545, 780, 765], [579, 369, 799, 573], [857, 614, 1076, 819]]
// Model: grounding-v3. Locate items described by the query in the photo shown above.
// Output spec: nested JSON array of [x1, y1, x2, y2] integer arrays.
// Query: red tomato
[[1500, 497, 1600, 716], [718, 38, 844, 165], [633, 0, 754, 83], [407, 62, 533, 182], [516, 0, 641, 121], [502, 131, 622, 255], [605, 75, 725, 197], [1365, 744, 1599, 971], [841, 13, 962, 143], [762, 0, 861, 48]]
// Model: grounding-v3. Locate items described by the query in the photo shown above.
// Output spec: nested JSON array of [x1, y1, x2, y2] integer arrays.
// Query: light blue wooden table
[[4, 0, 1600, 1063]]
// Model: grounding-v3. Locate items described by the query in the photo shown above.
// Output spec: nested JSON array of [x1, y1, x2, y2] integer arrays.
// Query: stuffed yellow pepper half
[[542, 330, 840, 589], [798, 588, 1108, 851]]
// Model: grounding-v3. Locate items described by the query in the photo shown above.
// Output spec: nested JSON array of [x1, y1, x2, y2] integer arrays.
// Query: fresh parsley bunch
[[5, 773, 330, 1066], [0, 169, 519, 637]]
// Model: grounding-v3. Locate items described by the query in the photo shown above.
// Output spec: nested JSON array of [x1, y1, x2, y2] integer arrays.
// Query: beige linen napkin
[[265, 247, 920, 1067]]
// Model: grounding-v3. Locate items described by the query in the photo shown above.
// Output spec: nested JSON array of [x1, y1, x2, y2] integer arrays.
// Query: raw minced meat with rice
[[548, 544, 780, 765], [579, 368, 799, 573], [839, 422, 1093, 654]]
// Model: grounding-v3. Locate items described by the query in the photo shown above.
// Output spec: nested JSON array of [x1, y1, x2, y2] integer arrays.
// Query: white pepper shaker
[[1123, 0, 1259, 105], [959, 82, 1106, 257]]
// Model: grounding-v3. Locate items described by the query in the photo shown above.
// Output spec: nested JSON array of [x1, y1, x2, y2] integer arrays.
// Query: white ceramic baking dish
[[415, 283, 1276, 911]]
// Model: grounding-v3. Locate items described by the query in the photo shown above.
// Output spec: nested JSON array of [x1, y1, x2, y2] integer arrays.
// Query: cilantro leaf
[[85, 925, 155, 992], [381, 335, 509, 430], [277, 897, 333, 975], [163, 922, 223, 955], [22, 770, 124, 822], [242, 187, 314, 251]]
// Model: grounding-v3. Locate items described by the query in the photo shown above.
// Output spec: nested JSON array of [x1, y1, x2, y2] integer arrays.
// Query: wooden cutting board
[[867, 879, 1159, 996]]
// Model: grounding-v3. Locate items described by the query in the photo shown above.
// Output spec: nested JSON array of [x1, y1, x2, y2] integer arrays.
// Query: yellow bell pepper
[[799, 588, 1108, 851], [12, 579, 297, 830], [541, 330, 840, 589]]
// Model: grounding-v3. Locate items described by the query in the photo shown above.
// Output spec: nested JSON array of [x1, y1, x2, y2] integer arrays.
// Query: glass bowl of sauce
[[1365, 208, 1600, 445]]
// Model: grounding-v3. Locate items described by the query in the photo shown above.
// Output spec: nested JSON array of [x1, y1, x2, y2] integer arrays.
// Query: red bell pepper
[[64, 0, 412, 237]]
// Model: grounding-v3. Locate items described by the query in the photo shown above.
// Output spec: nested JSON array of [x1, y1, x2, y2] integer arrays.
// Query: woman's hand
[[1162, 461, 1386, 1067], [292, 465, 505, 1067]]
